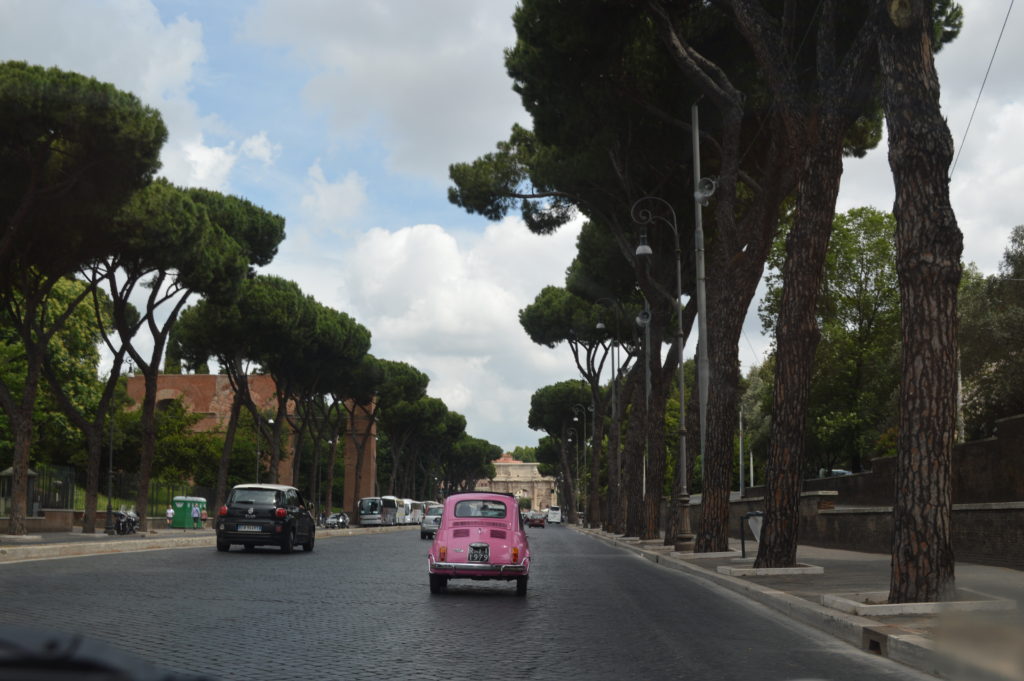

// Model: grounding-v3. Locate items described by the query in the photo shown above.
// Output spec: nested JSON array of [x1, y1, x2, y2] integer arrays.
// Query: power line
[[950, 0, 1015, 177]]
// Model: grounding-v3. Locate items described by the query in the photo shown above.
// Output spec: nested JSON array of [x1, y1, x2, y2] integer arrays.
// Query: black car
[[216, 483, 315, 553]]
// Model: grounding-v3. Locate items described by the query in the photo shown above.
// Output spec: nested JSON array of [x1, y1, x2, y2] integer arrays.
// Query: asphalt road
[[0, 524, 940, 681]]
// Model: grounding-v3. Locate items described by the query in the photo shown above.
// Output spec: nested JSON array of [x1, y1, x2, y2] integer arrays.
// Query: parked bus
[[405, 499, 426, 525], [381, 495, 401, 525], [358, 497, 384, 526], [546, 505, 562, 524]]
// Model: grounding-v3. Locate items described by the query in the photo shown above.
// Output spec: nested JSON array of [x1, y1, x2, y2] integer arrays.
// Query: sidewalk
[[0, 524, 411, 562], [575, 527, 1023, 681]]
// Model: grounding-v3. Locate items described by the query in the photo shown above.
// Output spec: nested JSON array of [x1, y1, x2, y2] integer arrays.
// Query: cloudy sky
[[1, 1, 1019, 452]]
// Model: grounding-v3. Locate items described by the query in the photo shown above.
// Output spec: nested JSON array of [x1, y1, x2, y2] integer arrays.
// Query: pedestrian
[[165, 504, 174, 527], [191, 504, 200, 529], [200, 507, 208, 529]]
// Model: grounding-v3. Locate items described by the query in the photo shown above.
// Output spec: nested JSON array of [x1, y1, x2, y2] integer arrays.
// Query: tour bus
[[357, 497, 384, 526], [381, 495, 401, 525], [546, 505, 562, 524], [404, 499, 426, 525]]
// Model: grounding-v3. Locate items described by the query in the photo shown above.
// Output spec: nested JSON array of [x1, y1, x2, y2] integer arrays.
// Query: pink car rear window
[[453, 499, 508, 519]]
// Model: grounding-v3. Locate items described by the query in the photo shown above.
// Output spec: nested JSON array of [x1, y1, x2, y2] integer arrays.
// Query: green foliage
[[959, 226, 1024, 438], [528, 380, 591, 439], [0, 61, 166, 283], [758, 207, 900, 473], [509, 445, 538, 463], [0, 278, 108, 468], [112, 180, 249, 305]]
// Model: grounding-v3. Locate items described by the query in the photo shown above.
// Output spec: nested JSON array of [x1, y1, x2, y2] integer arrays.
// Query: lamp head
[[635, 233, 653, 257], [695, 177, 718, 206]]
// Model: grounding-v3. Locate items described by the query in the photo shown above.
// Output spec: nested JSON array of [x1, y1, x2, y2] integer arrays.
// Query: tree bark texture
[[588, 403, 603, 529], [215, 392, 243, 512], [610, 362, 640, 535], [694, 285, 747, 552], [81, 428, 102, 534], [879, 0, 961, 603], [756, 137, 845, 568], [133, 368, 159, 532]]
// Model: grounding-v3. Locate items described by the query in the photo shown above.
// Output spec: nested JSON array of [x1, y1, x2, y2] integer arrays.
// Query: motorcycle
[[113, 509, 139, 535]]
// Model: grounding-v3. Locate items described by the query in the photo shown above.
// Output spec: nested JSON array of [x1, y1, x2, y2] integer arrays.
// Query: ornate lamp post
[[572, 403, 590, 523], [632, 196, 694, 550], [566, 426, 579, 522]]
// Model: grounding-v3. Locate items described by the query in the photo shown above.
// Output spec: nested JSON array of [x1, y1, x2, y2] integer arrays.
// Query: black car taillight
[[275, 507, 288, 519]]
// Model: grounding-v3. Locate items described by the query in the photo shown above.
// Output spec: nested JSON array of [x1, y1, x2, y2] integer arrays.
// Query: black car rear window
[[454, 500, 508, 518], [230, 489, 280, 505]]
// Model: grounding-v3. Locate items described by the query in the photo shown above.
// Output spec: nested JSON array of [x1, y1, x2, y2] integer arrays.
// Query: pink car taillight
[[438, 546, 447, 561], [512, 546, 520, 563]]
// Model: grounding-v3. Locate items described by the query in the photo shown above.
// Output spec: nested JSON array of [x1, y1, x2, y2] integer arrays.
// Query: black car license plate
[[236, 524, 261, 532], [468, 544, 489, 562]]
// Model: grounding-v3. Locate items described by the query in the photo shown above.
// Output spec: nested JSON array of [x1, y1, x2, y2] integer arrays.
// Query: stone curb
[[0, 524, 415, 564], [573, 527, 1018, 681]]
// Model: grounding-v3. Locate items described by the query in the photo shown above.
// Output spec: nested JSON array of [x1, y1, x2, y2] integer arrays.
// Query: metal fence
[[1, 464, 212, 519], [0, 463, 76, 517]]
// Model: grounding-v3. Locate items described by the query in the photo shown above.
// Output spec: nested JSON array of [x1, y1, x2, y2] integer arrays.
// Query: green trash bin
[[171, 496, 207, 529]]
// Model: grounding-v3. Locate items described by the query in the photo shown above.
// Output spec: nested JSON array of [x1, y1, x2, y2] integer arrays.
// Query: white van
[[546, 505, 562, 523]]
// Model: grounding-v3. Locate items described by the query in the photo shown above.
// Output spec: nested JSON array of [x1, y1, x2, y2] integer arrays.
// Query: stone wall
[[746, 412, 1024, 505], [704, 493, 1024, 570], [720, 416, 1024, 569]]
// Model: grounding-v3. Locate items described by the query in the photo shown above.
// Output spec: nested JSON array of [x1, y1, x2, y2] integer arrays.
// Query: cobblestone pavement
[[0, 524, 941, 681]]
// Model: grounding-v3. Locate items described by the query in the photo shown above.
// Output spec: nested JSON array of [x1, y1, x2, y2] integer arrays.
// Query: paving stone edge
[[574, 527, 1016, 681], [0, 525, 414, 564]]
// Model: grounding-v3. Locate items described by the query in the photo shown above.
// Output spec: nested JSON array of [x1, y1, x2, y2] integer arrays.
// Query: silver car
[[419, 504, 442, 539]]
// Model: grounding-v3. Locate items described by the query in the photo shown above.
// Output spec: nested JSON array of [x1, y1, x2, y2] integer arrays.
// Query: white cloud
[[242, 0, 526, 182], [267, 215, 582, 450], [0, 0, 278, 193], [240, 131, 281, 165], [836, 1, 1024, 276], [299, 160, 368, 231], [181, 141, 238, 192]]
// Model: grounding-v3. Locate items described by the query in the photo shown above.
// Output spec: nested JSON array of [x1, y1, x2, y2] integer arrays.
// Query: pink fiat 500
[[427, 492, 531, 596]]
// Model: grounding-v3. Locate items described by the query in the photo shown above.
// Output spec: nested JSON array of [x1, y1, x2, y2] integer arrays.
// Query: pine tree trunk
[[134, 368, 159, 532], [609, 363, 638, 535], [81, 427, 102, 534], [622, 364, 646, 538], [756, 137, 844, 567], [695, 296, 747, 552], [216, 391, 244, 512], [7, 393, 36, 535], [879, 0, 961, 603], [588, 399, 603, 528]]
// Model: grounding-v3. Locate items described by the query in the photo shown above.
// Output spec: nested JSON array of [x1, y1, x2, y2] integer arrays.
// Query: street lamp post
[[566, 426, 579, 522], [632, 195, 694, 551], [572, 403, 589, 524]]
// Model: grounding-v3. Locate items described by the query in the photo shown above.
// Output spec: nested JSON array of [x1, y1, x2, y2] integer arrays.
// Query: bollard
[[740, 511, 764, 558]]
